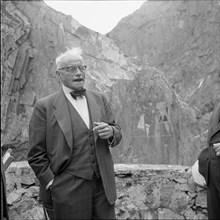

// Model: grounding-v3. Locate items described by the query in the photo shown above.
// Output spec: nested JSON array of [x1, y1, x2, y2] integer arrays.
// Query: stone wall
[[5, 162, 207, 220]]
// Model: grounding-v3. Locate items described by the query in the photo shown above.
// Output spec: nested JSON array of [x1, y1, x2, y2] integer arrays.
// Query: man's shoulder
[[87, 89, 105, 97], [36, 91, 59, 105]]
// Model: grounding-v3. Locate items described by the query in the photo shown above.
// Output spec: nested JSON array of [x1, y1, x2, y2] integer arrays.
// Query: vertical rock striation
[[1, 0, 217, 165], [109, 0, 220, 113]]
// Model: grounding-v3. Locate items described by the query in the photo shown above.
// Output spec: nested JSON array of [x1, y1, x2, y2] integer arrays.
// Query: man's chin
[[71, 82, 84, 89], [71, 85, 85, 91]]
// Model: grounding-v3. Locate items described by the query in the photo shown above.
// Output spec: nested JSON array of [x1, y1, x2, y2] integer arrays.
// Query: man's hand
[[93, 122, 113, 139], [213, 143, 220, 156]]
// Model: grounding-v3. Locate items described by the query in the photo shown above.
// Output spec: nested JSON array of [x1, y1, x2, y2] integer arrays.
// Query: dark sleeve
[[102, 95, 122, 148], [207, 102, 220, 145], [27, 100, 54, 188]]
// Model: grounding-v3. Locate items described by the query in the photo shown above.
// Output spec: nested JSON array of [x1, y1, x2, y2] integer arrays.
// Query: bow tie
[[70, 89, 86, 100]]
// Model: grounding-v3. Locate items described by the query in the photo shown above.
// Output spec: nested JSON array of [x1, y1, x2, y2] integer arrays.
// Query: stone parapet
[[5, 162, 207, 220]]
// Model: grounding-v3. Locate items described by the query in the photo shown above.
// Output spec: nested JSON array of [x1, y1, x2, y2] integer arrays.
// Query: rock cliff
[[1, 0, 136, 160], [109, 0, 220, 115], [1, 0, 218, 165]]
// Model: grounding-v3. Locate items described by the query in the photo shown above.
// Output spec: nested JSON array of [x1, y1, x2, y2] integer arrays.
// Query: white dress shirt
[[62, 85, 90, 129]]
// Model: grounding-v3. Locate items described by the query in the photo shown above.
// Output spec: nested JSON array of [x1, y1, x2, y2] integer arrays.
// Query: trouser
[[43, 205, 53, 220], [207, 149, 220, 219], [44, 172, 115, 220]]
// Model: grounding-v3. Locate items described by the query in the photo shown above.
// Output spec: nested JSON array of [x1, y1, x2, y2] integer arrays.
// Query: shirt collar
[[62, 84, 73, 96]]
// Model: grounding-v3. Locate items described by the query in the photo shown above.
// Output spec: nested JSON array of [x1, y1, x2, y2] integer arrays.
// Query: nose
[[75, 67, 81, 75]]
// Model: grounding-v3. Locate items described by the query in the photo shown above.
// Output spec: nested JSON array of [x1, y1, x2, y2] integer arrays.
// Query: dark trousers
[[44, 172, 115, 220], [207, 151, 220, 219]]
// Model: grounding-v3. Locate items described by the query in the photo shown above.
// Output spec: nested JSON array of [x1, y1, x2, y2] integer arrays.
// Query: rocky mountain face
[[109, 0, 220, 116], [1, 0, 218, 166]]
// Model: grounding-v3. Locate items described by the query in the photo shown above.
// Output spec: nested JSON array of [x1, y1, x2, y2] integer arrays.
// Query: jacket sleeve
[[207, 102, 220, 145], [27, 100, 54, 188], [102, 95, 122, 148]]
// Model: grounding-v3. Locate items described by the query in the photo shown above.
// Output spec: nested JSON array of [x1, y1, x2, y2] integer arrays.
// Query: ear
[[55, 70, 61, 83]]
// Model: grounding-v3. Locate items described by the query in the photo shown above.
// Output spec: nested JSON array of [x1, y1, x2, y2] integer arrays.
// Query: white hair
[[56, 47, 83, 70], [65, 47, 82, 57]]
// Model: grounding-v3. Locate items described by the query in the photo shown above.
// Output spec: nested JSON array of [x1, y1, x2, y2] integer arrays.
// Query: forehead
[[58, 55, 83, 69], [67, 59, 83, 66]]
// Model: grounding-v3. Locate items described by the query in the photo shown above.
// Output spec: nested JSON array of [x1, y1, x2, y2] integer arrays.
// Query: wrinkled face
[[57, 57, 87, 91]]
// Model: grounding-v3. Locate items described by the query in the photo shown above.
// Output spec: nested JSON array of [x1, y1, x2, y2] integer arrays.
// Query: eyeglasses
[[59, 65, 87, 74]]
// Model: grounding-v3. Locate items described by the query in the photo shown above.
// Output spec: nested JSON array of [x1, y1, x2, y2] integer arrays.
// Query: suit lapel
[[53, 89, 73, 150], [86, 91, 101, 142], [211, 123, 220, 139]]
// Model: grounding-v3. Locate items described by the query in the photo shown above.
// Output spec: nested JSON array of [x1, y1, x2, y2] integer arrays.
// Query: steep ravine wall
[[1, 0, 213, 166], [109, 0, 220, 112], [5, 162, 207, 220], [109, 0, 220, 165], [1, 0, 137, 160]]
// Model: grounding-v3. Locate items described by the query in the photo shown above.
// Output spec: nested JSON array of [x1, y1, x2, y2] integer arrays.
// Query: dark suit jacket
[[198, 102, 220, 184], [27, 89, 122, 205]]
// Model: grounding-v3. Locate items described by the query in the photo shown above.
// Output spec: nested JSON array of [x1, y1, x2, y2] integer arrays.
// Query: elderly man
[[27, 47, 122, 219]]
